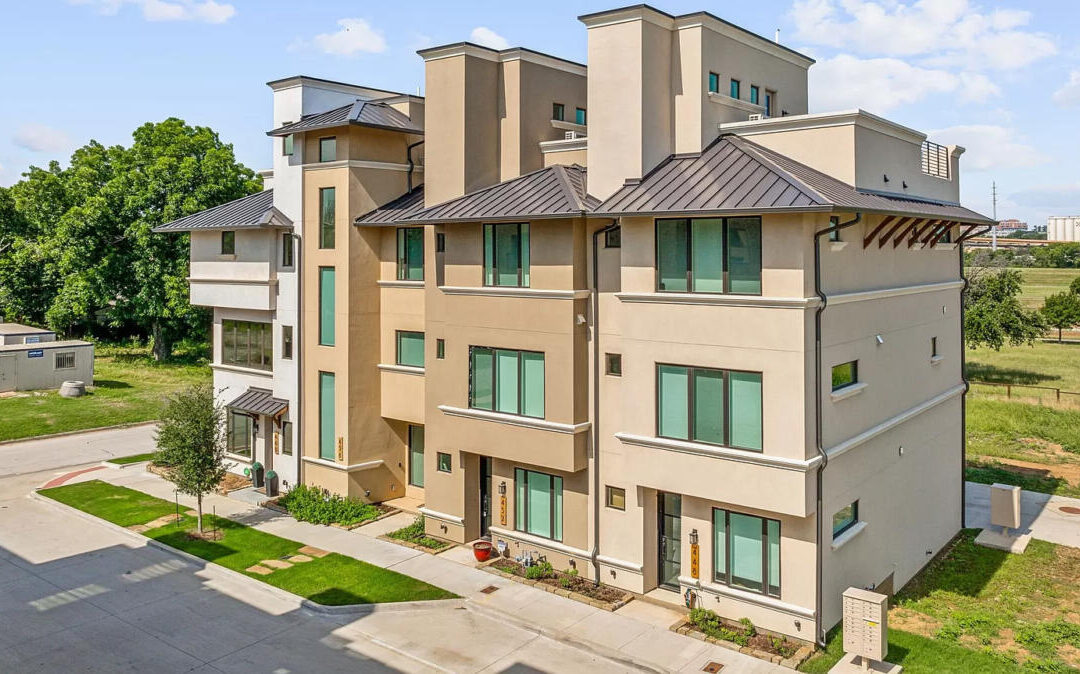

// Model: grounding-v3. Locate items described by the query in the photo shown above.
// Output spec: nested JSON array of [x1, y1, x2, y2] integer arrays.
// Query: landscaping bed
[[381, 516, 453, 552], [674, 608, 812, 669], [267, 484, 392, 529], [486, 558, 632, 610], [39, 480, 457, 606]]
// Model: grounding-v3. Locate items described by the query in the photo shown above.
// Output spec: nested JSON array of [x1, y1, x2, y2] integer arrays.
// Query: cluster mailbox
[[841, 587, 889, 664]]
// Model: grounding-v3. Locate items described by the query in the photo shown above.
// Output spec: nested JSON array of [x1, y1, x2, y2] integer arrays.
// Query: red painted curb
[[40, 465, 106, 489]]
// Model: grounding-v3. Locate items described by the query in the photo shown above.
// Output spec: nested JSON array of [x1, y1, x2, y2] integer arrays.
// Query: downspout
[[294, 231, 303, 489], [959, 237, 969, 529], [590, 219, 620, 585], [812, 212, 861, 646], [406, 140, 424, 193]]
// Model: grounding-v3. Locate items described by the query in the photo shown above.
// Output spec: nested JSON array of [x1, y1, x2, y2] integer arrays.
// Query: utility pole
[[991, 181, 998, 251]]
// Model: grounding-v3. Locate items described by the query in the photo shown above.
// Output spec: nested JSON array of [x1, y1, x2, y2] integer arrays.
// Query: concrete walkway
[[965, 481, 1080, 548], [66, 467, 786, 673]]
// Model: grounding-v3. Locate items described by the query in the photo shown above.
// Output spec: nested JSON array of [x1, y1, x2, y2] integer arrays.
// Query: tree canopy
[[1042, 291, 1080, 343], [0, 118, 261, 358], [963, 268, 1045, 350]]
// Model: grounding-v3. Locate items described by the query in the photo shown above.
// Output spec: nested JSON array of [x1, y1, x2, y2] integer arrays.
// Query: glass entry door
[[408, 425, 424, 487], [658, 492, 682, 589], [480, 457, 492, 538]]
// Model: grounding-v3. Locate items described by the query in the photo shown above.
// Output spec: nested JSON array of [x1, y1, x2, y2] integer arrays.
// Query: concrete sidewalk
[[68, 467, 787, 673], [965, 481, 1080, 548]]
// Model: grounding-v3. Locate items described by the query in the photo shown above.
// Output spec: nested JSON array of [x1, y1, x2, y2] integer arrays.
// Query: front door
[[480, 457, 492, 538], [408, 425, 425, 488], [0, 356, 14, 393], [658, 492, 682, 589]]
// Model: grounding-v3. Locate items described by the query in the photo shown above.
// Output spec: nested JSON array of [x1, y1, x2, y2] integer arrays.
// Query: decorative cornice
[[615, 292, 819, 309], [303, 159, 422, 173], [417, 43, 587, 77], [210, 363, 273, 378], [540, 137, 588, 154], [438, 405, 590, 435], [596, 555, 644, 573], [188, 277, 278, 286], [721, 109, 927, 145], [376, 279, 425, 289], [825, 384, 966, 459], [830, 381, 867, 403], [614, 433, 820, 473], [439, 286, 590, 300], [418, 506, 465, 525], [828, 280, 964, 305], [302, 456, 384, 472], [377, 363, 425, 376]]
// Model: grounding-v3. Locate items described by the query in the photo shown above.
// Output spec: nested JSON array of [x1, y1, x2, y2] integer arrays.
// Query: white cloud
[[809, 54, 1000, 113], [312, 18, 387, 56], [70, 0, 235, 23], [790, 0, 1055, 71], [929, 124, 1047, 171], [470, 26, 509, 50], [13, 124, 73, 154], [1010, 184, 1080, 210], [1053, 70, 1080, 107]]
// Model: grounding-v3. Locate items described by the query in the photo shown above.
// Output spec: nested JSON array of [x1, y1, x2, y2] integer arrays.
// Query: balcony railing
[[921, 141, 950, 179]]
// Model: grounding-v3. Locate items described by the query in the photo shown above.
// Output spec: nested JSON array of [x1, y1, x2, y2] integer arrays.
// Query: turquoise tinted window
[[713, 509, 780, 597], [318, 267, 335, 346], [768, 519, 780, 595], [483, 223, 529, 287], [693, 369, 725, 445], [397, 228, 424, 280], [708, 72, 719, 93], [515, 468, 563, 541], [729, 512, 764, 592], [658, 365, 689, 440], [726, 217, 762, 294], [691, 218, 724, 292], [730, 79, 740, 99], [729, 371, 762, 451], [408, 425, 424, 487], [658, 365, 761, 451], [319, 187, 335, 249], [522, 351, 545, 418], [319, 372, 335, 460], [396, 331, 425, 367], [657, 217, 761, 295], [470, 347, 494, 411], [575, 107, 586, 125], [750, 86, 759, 105], [712, 509, 726, 579], [495, 349, 520, 414], [470, 347, 544, 418], [657, 219, 689, 292], [319, 137, 336, 162]]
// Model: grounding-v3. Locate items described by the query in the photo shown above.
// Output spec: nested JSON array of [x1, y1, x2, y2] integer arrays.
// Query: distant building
[[0, 324, 93, 393], [996, 218, 1027, 236], [1047, 216, 1080, 242]]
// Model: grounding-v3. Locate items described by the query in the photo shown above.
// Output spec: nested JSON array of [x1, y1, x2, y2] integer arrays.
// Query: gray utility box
[[990, 482, 1022, 531], [842, 587, 889, 663]]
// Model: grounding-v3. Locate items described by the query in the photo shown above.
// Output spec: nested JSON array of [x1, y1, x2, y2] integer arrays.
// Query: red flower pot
[[473, 541, 494, 562]]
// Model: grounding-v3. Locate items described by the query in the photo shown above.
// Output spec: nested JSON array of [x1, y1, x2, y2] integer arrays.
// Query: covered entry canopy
[[227, 387, 288, 417]]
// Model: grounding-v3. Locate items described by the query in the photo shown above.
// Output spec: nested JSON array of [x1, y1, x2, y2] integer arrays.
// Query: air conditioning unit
[[748, 113, 764, 121], [564, 131, 582, 140]]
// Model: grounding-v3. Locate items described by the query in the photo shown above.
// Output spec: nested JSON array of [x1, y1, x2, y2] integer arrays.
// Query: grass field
[[967, 341, 1080, 392], [982, 267, 1080, 310], [40, 480, 457, 605], [0, 342, 210, 442]]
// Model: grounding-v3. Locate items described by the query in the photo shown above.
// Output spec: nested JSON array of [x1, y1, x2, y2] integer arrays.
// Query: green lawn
[[0, 342, 210, 442], [977, 267, 1080, 310], [967, 341, 1080, 393], [106, 452, 158, 465], [40, 480, 457, 605]]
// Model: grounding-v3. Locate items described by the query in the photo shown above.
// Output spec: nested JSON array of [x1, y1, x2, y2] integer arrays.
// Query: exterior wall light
[[875, 334, 885, 345], [689, 529, 699, 546], [498, 481, 507, 495]]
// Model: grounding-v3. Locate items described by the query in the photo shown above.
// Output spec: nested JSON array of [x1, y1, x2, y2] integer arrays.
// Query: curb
[[29, 490, 464, 617], [101, 459, 151, 470], [0, 421, 158, 447]]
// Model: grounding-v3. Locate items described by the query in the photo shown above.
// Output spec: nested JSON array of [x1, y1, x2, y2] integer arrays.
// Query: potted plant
[[265, 470, 278, 497], [473, 540, 494, 562], [251, 461, 264, 488]]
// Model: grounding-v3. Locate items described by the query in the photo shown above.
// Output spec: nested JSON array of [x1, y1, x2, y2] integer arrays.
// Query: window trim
[[220, 230, 235, 255], [655, 362, 763, 452], [831, 360, 858, 392], [654, 217, 762, 296], [483, 222, 530, 288], [468, 346, 546, 419], [395, 330, 425, 368], [318, 136, 337, 162], [396, 227, 425, 281], [54, 351, 76, 370], [514, 467, 563, 541], [832, 500, 859, 540], [605, 485, 626, 511], [604, 227, 622, 248], [712, 507, 781, 598]]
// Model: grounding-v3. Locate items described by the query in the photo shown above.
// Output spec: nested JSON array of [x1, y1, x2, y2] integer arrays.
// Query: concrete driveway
[[0, 424, 156, 478]]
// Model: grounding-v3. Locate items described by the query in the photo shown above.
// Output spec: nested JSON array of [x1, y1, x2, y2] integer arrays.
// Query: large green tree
[[1041, 291, 1080, 343], [963, 268, 1045, 350], [155, 383, 226, 534]]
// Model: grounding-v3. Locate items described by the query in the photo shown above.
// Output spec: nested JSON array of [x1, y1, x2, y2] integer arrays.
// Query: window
[[221, 231, 235, 255], [281, 421, 293, 456], [483, 222, 530, 287], [408, 425, 425, 487], [940, 226, 953, 244], [282, 325, 293, 360], [319, 267, 335, 346], [319, 136, 336, 162], [831, 361, 858, 391], [396, 227, 424, 281], [765, 91, 774, 117], [515, 468, 563, 540], [657, 364, 762, 451], [436, 232, 446, 253], [552, 103, 565, 121], [931, 336, 939, 358], [605, 353, 622, 376], [828, 216, 840, 242], [221, 320, 273, 371], [713, 508, 780, 597], [396, 330, 425, 368], [227, 411, 252, 459], [436, 338, 445, 359], [750, 85, 759, 105], [575, 107, 586, 125], [656, 217, 762, 295], [605, 227, 621, 248], [55, 351, 75, 369], [319, 372, 335, 460], [319, 187, 335, 249], [437, 452, 452, 473], [708, 72, 720, 94], [605, 486, 626, 511], [281, 232, 294, 267], [832, 501, 859, 539], [730, 79, 740, 99], [469, 347, 545, 418], [283, 134, 294, 156]]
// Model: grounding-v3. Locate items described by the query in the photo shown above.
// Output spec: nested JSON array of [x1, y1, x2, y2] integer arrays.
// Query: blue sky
[[3, 0, 1079, 226]]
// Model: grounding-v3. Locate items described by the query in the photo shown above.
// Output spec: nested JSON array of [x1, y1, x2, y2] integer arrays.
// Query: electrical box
[[842, 587, 888, 663], [990, 483, 1021, 531]]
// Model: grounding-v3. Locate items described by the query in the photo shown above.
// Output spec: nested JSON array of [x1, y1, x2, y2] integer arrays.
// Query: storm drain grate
[[479, 585, 500, 594], [701, 663, 724, 673], [1061, 506, 1080, 515]]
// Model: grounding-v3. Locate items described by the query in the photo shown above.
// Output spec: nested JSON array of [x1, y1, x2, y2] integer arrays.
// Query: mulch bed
[[486, 558, 633, 610], [672, 618, 814, 670], [146, 463, 252, 495], [260, 497, 397, 530]]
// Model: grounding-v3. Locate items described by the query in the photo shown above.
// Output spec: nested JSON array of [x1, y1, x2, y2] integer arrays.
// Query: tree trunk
[[1059, 327, 1064, 343], [151, 320, 172, 362], [197, 493, 204, 534]]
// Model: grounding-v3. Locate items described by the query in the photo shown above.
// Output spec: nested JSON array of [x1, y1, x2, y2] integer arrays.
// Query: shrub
[[524, 560, 554, 580], [278, 484, 378, 527], [387, 516, 448, 550], [559, 576, 573, 589]]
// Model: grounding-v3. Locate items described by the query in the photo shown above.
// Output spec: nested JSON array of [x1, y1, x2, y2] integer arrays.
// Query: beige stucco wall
[[500, 60, 587, 181]]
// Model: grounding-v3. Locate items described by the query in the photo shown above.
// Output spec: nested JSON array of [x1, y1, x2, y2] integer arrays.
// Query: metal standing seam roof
[[355, 187, 426, 225], [227, 387, 289, 417], [397, 164, 600, 225], [266, 99, 423, 137], [597, 135, 993, 224], [152, 190, 293, 233]]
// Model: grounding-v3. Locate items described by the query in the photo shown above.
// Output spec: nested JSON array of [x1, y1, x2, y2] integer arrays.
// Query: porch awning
[[227, 387, 288, 417]]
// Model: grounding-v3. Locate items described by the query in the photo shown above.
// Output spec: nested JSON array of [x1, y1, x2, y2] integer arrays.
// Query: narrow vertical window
[[282, 325, 293, 360], [281, 420, 293, 456], [319, 187, 335, 249], [396, 227, 424, 280], [730, 79, 740, 99], [319, 372, 335, 460], [319, 267, 335, 346], [552, 103, 565, 121], [408, 425, 425, 487], [483, 223, 530, 287], [281, 232, 294, 267], [726, 217, 762, 295], [750, 85, 759, 105], [931, 336, 939, 358], [575, 107, 586, 125], [283, 134, 294, 156], [319, 136, 336, 162], [221, 231, 235, 255], [765, 91, 775, 117], [708, 72, 720, 94], [656, 219, 689, 292]]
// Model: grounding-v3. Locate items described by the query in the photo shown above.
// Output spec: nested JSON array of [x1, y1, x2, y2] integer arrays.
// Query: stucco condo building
[[157, 4, 992, 645]]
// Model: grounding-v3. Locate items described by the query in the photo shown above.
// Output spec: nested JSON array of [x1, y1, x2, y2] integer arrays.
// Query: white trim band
[[188, 278, 278, 287], [615, 292, 819, 309], [596, 555, 644, 573], [210, 363, 274, 378], [830, 381, 867, 403], [304, 159, 424, 173], [438, 406, 591, 435], [439, 286, 589, 300], [828, 280, 964, 306], [488, 526, 592, 559], [377, 363, 425, 376], [377, 280, 425, 289], [707, 92, 766, 115], [418, 506, 465, 525], [615, 432, 821, 472], [830, 521, 868, 551], [302, 456, 385, 472], [680, 576, 816, 620]]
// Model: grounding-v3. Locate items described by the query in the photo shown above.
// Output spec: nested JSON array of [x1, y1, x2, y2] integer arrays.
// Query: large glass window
[[656, 217, 761, 295], [408, 425, 424, 487], [483, 223, 530, 287], [515, 468, 563, 541], [221, 320, 273, 371], [319, 187, 335, 249], [227, 411, 252, 458], [396, 227, 424, 281], [469, 347, 545, 418], [396, 331, 425, 368], [319, 136, 336, 162], [657, 364, 762, 451], [319, 267, 335, 346], [319, 372, 335, 460], [713, 508, 780, 597]]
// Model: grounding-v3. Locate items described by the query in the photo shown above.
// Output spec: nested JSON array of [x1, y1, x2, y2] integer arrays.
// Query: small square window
[[319, 137, 336, 162], [55, 351, 76, 369], [221, 231, 235, 255], [437, 452, 452, 473], [283, 133, 294, 156], [575, 107, 587, 125], [708, 72, 719, 94], [552, 103, 565, 121], [832, 500, 859, 539], [436, 338, 445, 359], [282, 326, 293, 360], [436, 233, 446, 253], [831, 360, 858, 391], [604, 227, 621, 248], [605, 353, 622, 376], [606, 486, 626, 510], [931, 336, 939, 358]]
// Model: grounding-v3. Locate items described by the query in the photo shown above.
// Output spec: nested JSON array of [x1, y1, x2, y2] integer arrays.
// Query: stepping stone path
[[245, 564, 274, 576], [127, 514, 183, 534], [261, 559, 293, 570], [297, 545, 330, 558], [287, 554, 313, 563]]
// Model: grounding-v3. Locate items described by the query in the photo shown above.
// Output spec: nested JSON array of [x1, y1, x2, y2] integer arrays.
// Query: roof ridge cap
[[724, 135, 830, 206], [550, 164, 588, 212]]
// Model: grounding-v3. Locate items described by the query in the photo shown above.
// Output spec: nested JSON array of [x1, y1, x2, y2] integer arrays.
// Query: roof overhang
[[227, 387, 288, 417]]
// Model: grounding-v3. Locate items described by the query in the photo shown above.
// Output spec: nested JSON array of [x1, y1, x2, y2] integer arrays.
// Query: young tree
[[963, 268, 1045, 350], [1042, 292, 1080, 343], [1070, 275, 1080, 296], [155, 383, 226, 534]]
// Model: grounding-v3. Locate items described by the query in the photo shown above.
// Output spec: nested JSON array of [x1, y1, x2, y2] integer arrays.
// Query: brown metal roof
[[266, 99, 422, 137], [400, 165, 600, 224], [355, 187, 426, 226], [227, 387, 288, 417], [597, 135, 993, 225], [152, 190, 293, 233]]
